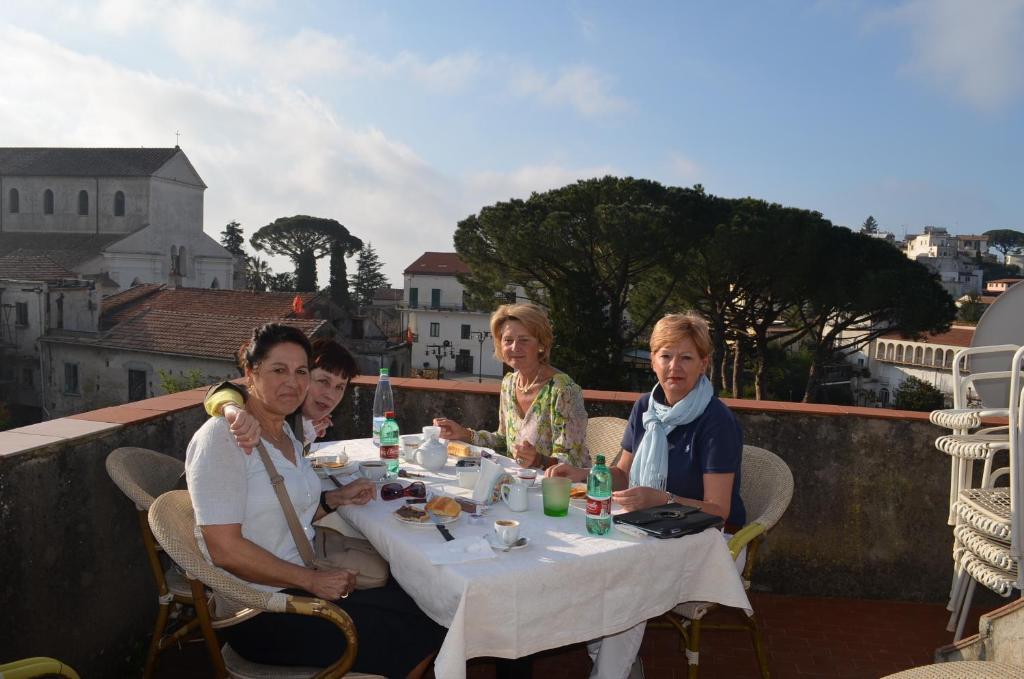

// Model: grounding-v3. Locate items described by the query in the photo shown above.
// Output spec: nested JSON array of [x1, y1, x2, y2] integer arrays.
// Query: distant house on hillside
[[402, 252, 505, 379], [0, 146, 234, 293], [0, 252, 99, 423], [39, 285, 329, 418], [985, 278, 1023, 295], [862, 325, 976, 407], [904, 226, 983, 298]]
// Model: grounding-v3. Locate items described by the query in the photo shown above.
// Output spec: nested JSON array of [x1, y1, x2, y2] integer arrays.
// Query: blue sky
[[2, 1, 1022, 284]]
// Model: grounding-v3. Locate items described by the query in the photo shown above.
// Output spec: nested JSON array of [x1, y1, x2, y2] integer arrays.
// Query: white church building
[[0, 147, 234, 293]]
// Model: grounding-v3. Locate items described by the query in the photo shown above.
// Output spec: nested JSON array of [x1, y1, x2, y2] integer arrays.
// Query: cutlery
[[429, 513, 455, 541], [501, 537, 527, 552]]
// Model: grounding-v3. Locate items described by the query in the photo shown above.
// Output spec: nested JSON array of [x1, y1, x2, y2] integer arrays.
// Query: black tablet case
[[613, 502, 724, 538]]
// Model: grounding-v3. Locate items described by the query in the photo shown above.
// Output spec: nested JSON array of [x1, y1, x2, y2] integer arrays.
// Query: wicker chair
[[105, 447, 222, 678], [880, 660, 1024, 678], [148, 490, 384, 679], [0, 657, 80, 679], [585, 417, 628, 465], [658, 445, 794, 679]]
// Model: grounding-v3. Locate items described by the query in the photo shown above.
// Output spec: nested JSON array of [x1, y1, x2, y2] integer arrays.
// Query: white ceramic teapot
[[415, 425, 448, 472]]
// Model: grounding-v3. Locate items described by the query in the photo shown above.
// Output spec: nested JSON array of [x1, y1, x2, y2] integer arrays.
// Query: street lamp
[[469, 330, 491, 383], [425, 340, 455, 379]]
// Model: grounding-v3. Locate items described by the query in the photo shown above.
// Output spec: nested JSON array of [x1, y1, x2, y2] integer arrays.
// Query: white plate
[[486, 533, 530, 551], [313, 462, 358, 479], [393, 510, 460, 527]]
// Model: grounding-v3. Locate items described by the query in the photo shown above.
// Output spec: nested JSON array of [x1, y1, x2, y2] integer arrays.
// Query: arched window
[[78, 190, 89, 215], [170, 246, 180, 275], [43, 189, 54, 214], [210, 277, 219, 289], [925, 348, 933, 365], [8, 188, 19, 213], [886, 344, 895, 361], [896, 345, 904, 363], [875, 343, 884, 359], [114, 191, 125, 216], [944, 350, 953, 369], [879, 388, 890, 407], [914, 347, 923, 364]]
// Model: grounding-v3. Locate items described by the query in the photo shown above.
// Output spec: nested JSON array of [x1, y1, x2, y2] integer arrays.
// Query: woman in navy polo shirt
[[612, 311, 745, 529]]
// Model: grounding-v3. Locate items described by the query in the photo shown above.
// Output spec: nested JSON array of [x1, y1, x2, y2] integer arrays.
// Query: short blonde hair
[[490, 303, 554, 365], [649, 312, 712, 358]]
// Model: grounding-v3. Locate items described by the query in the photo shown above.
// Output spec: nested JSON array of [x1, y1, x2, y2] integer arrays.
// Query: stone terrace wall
[[0, 377, 987, 676]]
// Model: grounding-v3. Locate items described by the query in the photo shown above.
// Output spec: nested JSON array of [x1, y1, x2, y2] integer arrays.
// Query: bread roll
[[426, 496, 461, 518]]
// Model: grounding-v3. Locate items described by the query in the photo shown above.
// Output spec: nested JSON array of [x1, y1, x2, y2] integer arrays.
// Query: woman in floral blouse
[[434, 303, 590, 469]]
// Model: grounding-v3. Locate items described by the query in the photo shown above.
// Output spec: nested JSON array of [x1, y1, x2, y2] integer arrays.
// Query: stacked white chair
[[931, 345, 1024, 641]]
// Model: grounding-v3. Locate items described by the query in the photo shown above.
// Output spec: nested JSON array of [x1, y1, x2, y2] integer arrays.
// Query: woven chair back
[[585, 417, 628, 464], [148, 490, 284, 615], [105, 447, 185, 511], [740, 445, 794, 531]]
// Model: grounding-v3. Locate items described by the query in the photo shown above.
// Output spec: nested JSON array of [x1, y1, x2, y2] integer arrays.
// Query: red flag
[[292, 295, 304, 315]]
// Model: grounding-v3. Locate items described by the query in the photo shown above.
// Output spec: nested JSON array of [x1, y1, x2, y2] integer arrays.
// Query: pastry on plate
[[447, 442, 474, 457], [395, 505, 428, 522], [569, 483, 588, 499], [426, 496, 461, 518]]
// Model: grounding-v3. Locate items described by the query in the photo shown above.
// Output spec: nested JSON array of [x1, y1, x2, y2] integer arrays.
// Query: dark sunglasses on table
[[381, 481, 426, 501]]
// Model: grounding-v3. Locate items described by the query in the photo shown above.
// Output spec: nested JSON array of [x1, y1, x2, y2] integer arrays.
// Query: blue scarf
[[629, 375, 714, 489]]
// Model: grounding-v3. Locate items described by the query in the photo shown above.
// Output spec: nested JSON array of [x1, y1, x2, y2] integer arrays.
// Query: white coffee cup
[[494, 519, 520, 546], [456, 468, 480, 489], [359, 460, 388, 482], [500, 481, 529, 512]]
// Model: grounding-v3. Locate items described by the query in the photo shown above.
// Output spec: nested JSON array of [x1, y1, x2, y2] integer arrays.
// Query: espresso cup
[[494, 519, 520, 546], [359, 460, 388, 482]]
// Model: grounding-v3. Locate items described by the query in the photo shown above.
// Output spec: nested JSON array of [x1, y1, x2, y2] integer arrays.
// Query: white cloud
[[870, 0, 1024, 111], [511, 64, 630, 117], [464, 163, 617, 207]]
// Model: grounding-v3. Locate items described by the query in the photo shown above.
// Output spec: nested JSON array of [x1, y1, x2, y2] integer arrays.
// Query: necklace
[[515, 370, 543, 394]]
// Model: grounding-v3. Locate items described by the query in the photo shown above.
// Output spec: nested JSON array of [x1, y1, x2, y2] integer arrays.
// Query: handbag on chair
[[256, 442, 389, 590]]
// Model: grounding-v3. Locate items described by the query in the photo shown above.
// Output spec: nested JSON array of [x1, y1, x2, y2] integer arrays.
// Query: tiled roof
[[0, 147, 180, 176], [404, 252, 470, 276], [100, 285, 321, 329], [880, 326, 975, 348], [987, 278, 1023, 285], [0, 232, 132, 268], [82, 309, 326, 361], [0, 252, 77, 281]]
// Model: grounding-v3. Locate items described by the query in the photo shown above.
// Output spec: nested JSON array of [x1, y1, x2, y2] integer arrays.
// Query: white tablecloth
[[312, 439, 751, 679]]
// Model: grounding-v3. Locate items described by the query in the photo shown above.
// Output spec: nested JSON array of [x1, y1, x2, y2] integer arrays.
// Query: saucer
[[486, 533, 530, 551]]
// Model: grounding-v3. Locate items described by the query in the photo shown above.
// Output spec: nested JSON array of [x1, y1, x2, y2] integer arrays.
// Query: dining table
[[312, 438, 751, 679]]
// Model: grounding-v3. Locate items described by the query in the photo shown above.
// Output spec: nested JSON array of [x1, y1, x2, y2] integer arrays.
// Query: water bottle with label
[[586, 454, 612, 536], [379, 411, 400, 474], [372, 368, 394, 446]]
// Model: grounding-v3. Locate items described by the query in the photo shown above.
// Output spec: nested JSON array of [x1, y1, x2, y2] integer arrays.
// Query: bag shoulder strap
[[254, 441, 317, 567]]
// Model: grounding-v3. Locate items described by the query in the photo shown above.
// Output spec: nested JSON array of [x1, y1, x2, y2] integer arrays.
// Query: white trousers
[[585, 532, 746, 679]]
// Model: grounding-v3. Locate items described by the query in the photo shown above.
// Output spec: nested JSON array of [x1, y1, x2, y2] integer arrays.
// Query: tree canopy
[[250, 215, 362, 297], [983, 229, 1024, 257], [350, 243, 390, 307], [219, 220, 245, 256], [860, 215, 879, 235], [455, 176, 713, 388]]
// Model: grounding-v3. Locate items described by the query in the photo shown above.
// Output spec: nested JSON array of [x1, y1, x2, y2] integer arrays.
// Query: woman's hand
[[312, 415, 332, 439], [513, 440, 540, 468], [433, 418, 471, 442], [328, 478, 375, 507], [545, 463, 588, 483], [305, 567, 358, 601], [612, 486, 669, 512], [224, 404, 261, 454]]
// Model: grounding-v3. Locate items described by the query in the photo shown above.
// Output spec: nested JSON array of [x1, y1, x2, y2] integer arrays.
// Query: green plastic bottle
[[379, 410, 400, 474], [586, 455, 612, 535]]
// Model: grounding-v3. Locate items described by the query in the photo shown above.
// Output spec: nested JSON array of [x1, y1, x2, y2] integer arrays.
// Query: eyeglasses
[[380, 481, 426, 501]]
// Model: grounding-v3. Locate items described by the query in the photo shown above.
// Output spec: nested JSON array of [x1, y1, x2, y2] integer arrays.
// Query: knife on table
[[430, 513, 455, 541]]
